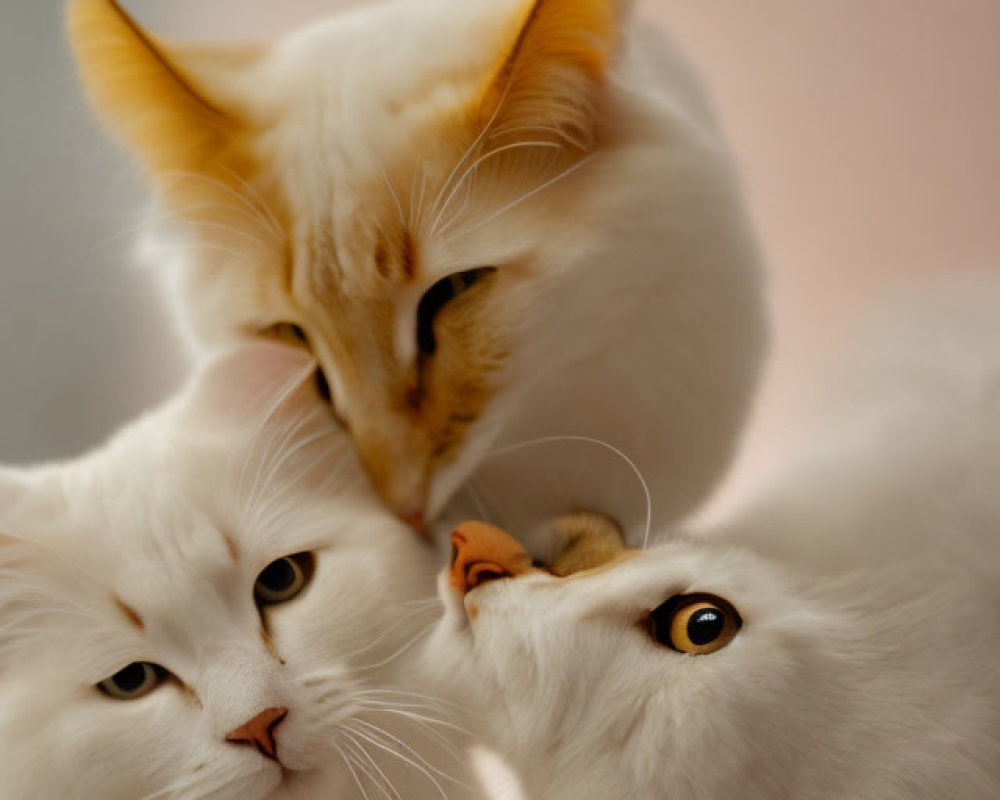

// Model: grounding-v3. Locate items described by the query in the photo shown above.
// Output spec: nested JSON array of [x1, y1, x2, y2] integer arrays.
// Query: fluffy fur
[[68, 0, 766, 535], [420, 282, 1000, 798], [0, 343, 479, 799]]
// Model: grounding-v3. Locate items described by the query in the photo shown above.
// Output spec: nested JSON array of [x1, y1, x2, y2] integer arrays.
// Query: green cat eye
[[97, 662, 165, 700], [254, 552, 315, 606], [416, 267, 496, 356]]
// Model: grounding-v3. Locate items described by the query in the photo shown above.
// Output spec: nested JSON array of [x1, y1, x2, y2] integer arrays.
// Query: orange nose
[[450, 521, 534, 595], [225, 706, 288, 761]]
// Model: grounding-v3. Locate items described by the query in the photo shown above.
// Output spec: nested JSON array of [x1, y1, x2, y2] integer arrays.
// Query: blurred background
[[1, 0, 998, 507]]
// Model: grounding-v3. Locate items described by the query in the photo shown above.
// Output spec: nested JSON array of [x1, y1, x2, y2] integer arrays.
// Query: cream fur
[[420, 281, 1000, 799], [70, 0, 767, 536], [0, 343, 480, 799]]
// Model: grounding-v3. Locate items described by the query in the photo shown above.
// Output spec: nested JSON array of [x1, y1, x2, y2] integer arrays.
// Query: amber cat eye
[[648, 593, 742, 655], [416, 267, 496, 356]]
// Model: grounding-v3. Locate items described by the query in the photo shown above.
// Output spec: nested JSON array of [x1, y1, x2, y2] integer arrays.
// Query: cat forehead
[[268, 0, 515, 112], [256, 1, 535, 282], [563, 543, 787, 605], [471, 543, 797, 635]]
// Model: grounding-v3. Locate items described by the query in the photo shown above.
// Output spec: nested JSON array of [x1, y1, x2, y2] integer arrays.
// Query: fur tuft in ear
[[481, 0, 626, 150], [66, 0, 262, 209]]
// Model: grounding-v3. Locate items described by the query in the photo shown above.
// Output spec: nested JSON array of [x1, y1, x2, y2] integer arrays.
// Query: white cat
[[420, 282, 1000, 799], [68, 0, 767, 537], [0, 342, 478, 799]]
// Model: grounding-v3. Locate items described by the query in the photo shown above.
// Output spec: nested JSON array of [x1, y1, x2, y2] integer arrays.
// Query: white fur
[[0, 343, 479, 799], [419, 281, 1000, 799], [141, 0, 767, 537]]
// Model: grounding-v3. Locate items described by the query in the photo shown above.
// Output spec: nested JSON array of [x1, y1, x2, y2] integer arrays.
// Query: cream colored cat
[[0, 342, 481, 800], [67, 0, 766, 536], [420, 282, 1000, 799]]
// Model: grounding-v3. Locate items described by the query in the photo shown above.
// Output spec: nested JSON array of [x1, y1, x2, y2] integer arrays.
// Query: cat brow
[[114, 595, 145, 631], [219, 529, 240, 563]]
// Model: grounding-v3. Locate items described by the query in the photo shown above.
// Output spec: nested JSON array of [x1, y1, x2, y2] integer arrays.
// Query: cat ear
[[176, 341, 322, 439], [480, 0, 629, 149], [67, 0, 265, 209]]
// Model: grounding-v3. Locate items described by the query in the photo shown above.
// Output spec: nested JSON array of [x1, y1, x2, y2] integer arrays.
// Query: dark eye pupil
[[687, 608, 725, 646], [113, 663, 148, 693], [258, 558, 296, 592], [416, 267, 495, 356]]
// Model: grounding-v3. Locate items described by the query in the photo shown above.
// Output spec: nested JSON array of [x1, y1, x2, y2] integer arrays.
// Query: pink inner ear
[[180, 341, 319, 437]]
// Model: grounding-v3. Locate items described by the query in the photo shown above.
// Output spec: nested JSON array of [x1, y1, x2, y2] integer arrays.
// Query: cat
[[417, 281, 1000, 799], [67, 0, 767, 538], [0, 341, 482, 800]]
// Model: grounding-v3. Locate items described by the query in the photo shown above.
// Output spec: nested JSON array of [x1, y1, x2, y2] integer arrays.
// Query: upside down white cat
[[422, 285, 1000, 799], [68, 0, 766, 537], [0, 342, 483, 800]]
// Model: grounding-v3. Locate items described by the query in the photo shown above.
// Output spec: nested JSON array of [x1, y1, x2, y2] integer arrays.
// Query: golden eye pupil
[[686, 608, 724, 646], [649, 593, 742, 655]]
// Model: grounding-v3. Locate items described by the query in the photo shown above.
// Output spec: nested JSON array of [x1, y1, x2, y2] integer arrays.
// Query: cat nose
[[450, 521, 534, 594], [225, 706, 288, 761]]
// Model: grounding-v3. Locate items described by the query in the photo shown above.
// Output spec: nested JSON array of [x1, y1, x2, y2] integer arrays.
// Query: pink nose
[[225, 706, 288, 761]]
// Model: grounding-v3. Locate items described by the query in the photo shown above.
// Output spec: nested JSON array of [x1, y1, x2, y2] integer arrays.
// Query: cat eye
[[416, 267, 496, 356], [648, 593, 742, 655], [97, 662, 166, 700], [254, 552, 315, 606], [270, 322, 310, 347]]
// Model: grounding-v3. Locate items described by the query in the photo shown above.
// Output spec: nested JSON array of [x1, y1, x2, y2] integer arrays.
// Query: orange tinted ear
[[482, 0, 624, 149], [66, 0, 262, 205]]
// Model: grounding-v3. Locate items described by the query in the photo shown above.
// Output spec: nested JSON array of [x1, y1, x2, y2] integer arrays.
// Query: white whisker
[[446, 154, 598, 240], [430, 141, 562, 237], [344, 723, 450, 800], [489, 433, 652, 549]]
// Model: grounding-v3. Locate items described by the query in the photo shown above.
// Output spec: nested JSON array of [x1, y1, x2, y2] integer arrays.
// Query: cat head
[[429, 519, 836, 798], [425, 518, 1000, 799], [0, 343, 453, 799], [68, 0, 766, 528]]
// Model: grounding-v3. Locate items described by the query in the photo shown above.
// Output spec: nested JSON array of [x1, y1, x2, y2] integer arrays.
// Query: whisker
[[341, 604, 439, 663], [354, 618, 436, 672], [430, 141, 562, 237], [344, 723, 450, 800], [428, 83, 512, 226], [355, 718, 472, 790], [339, 737, 374, 800], [346, 736, 402, 800], [488, 432, 652, 549], [445, 154, 598, 240]]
